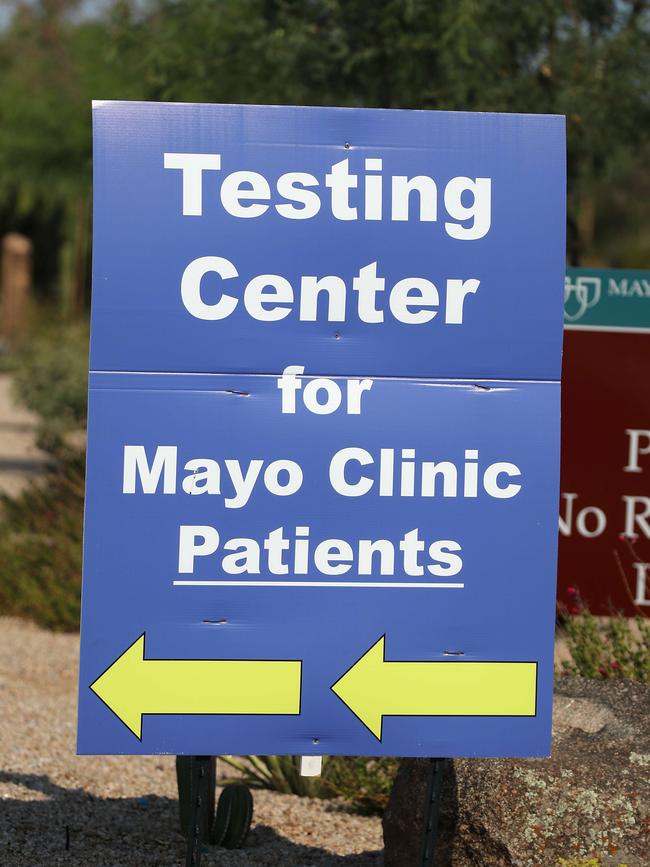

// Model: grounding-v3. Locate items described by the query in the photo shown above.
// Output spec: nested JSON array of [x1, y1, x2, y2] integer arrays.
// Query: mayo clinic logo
[[564, 275, 601, 322]]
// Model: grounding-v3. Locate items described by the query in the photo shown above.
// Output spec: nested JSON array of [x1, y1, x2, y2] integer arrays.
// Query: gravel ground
[[0, 617, 383, 866]]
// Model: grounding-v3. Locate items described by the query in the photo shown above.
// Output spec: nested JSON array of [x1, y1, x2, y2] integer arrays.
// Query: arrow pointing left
[[331, 636, 537, 741], [89, 633, 302, 740]]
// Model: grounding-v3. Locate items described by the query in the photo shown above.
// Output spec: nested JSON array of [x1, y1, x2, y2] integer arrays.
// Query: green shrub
[[0, 349, 19, 372], [561, 605, 650, 683], [221, 755, 328, 798], [324, 755, 399, 813], [11, 320, 88, 452], [220, 754, 398, 813], [0, 449, 85, 631]]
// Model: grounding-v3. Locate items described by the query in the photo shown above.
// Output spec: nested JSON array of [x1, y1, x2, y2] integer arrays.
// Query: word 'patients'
[[78, 102, 565, 758]]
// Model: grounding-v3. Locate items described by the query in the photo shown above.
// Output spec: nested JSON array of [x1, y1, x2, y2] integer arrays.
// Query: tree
[[0, 0, 137, 308], [115, 0, 650, 264], [0, 0, 648, 307]]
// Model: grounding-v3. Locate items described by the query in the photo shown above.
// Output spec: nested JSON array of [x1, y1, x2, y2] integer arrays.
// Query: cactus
[[211, 783, 254, 849]]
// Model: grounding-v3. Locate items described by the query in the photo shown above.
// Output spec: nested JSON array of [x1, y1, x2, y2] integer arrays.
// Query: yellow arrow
[[331, 636, 537, 741], [90, 634, 302, 740]]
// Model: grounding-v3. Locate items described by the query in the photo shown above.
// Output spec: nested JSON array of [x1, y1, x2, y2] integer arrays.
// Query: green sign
[[564, 268, 650, 331]]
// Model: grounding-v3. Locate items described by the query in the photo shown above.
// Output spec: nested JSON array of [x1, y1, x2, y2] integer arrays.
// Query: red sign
[[559, 330, 650, 615]]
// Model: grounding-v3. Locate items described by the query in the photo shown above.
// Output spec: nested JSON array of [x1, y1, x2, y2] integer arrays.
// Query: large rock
[[383, 678, 649, 866]]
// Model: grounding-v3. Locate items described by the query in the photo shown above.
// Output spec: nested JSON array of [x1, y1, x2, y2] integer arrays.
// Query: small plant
[[220, 754, 399, 813], [221, 755, 328, 798], [561, 595, 649, 683], [324, 755, 399, 813]]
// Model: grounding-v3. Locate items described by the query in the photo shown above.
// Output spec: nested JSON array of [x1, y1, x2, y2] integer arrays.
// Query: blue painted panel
[[78, 373, 559, 756], [89, 101, 565, 380]]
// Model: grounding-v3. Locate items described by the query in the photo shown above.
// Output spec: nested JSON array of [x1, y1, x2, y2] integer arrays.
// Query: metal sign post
[[421, 759, 447, 865], [184, 756, 213, 866]]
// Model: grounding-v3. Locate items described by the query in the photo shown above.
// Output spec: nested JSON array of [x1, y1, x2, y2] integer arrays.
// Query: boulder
[[383, 677, 649, 866]]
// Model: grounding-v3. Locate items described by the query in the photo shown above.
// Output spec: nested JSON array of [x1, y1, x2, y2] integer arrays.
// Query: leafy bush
[[220, 754, 398, 813], [324, 755, 399, 813], [11, 320, 88, 452], [561, 604, 650, 683], [0, 449, 84, 631]]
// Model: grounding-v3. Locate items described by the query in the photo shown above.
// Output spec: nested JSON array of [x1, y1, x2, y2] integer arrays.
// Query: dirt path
[[0, 373, 50, 498], [0, 616, 383, 866]]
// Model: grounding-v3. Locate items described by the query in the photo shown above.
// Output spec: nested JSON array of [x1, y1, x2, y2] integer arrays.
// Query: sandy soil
[[0, 617, 383, 866]]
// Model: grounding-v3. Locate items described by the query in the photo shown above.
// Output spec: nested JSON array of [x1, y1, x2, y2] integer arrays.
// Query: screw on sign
[[77, 102, 565, 863]]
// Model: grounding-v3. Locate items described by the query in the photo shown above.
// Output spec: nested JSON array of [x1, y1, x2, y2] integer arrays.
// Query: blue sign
[[78, 101, 565, 757]]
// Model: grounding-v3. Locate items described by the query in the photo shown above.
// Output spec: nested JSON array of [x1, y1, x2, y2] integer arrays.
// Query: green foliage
[[0, 318, 88, 631], [0, 449, 85, 632], [221, 755, 328, 798], [324, 755, 399, 813], [0, 350, 19, 373], [0, 0, 649, 288], [220, 754, 398, 813], [11, 319, 88, 452], [0, 2, 141, 304], [0, 2, 136, 201], [114, 0, 650, 265], [562, 607, 650, 683], [0, 315, 88, 631]]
